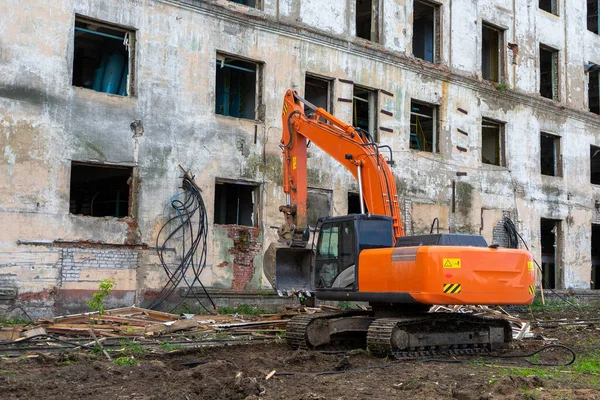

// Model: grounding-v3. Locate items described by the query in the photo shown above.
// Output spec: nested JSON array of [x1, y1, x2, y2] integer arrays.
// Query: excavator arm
[[279, 89, 404, 243]]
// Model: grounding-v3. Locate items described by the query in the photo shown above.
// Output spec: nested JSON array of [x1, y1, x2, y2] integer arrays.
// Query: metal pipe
[[74, 27, 124, 41], [357, 164, 365, 214], [215, 61, 256, 74]]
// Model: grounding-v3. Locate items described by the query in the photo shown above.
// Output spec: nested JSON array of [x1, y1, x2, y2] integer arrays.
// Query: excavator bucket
[[273, 247, 314, 293]]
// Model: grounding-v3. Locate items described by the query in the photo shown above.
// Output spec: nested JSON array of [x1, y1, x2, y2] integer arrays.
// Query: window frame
[[481, 117, 506, 167], [352, 85, 379, 142], [540, 132, 562, 177], [412, 0, 441, 64], [539, 44, 560, 101], [355, 0, 381, 43], [214, 52, 264, 121], [72, 15, 136, 97], [587, 0, 599, 34], [409, 99, 440, 153], [213, 179, 260, 227], [304, 73, 335, 115], [591, 145, 600, 185], [481, 21, 505, 83], [539, 0, 559, 16]]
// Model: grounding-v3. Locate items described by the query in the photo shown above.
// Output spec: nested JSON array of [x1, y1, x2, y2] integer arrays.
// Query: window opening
[[540, 132, 561, 176], [589, 68, 600, 114], [214, 181, 258, 226], [228, 0, 257, 7], [588, 0, 599, 33], [591, 145, 600, 185], [540, 46, 559, 100], [541, 218, 560, 289], [348, 192, 366, 214], [410, 100, 438, 153], [72, 17, 133, 96], [353, 86, 378, 141], [307, 188, 332, 228], [356, 0, 379, 42], [482, 23, 502, 82], [304, 75, 332, 116], [215, 54, 258, 120], [69, 162, 132, 218], [539, 0, 558, 15], [413, 1, 438, 63], [481, 119, 505, 166], [593, 224, 600, 289]]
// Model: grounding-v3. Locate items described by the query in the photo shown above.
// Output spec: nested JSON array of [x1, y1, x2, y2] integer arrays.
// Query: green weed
[[159, 342, 184, 352], [118, 340, 144, 356], [86, 278, 115, 317], [218, 303, 267, 316], [113, 356, 140, 367], [338, 301, 353, 310], [0, 317, 30, 326]]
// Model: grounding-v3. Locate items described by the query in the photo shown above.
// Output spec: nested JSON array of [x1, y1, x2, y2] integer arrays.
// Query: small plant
[[214, 332, 230, 340], [159, 342, 184, 352], [0, 317, 30, 326], [218, 303, 267, 316], [496, 83, 508, 90], [113, 356, 140, 367], [118, 339, 145, 356], [338, 301, 353, 310], [86, 278, 115, 317]]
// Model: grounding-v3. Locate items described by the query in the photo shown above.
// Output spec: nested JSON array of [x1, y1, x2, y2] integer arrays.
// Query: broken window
[[215, 54, 260, 120], [72, 16, 133, 96], [541, 218, 560, 289], [588, 0, 599, 34], [214, 181, 258, 226], [593, 224, 600, 289], [540, 45, 559, 100], [539, 0, 558, 15], [353, 86, 378, 141], [481, 118, 505, 166], [348, 192, 367, 214], [591, 145, 600, 185], [482, 23, 503, 82], [540, 132, 561, 176], [413, 0, 439, 63], [307, 188, 332, 228], [410, 100, 438, 153], [304, 75, 332, 115], [589, 67, 600, 114], [69, 162, 132, 218], [356, 0, 379, 42], [228, 0, 258, 7]]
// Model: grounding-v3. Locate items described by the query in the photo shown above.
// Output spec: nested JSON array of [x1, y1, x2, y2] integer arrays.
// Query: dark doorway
[[541, 218, 560, 289]]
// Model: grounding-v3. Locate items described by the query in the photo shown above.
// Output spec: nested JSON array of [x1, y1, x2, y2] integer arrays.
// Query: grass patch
[[0, 370, 17, 376], [159, 342, 184, 352], [113, 356, 140, 367], [118, 340, 145, 356], [0, 318, 30, 326]]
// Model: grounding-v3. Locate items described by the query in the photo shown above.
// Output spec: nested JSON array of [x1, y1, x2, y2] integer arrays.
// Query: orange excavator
[[274, 90, 535, 355]]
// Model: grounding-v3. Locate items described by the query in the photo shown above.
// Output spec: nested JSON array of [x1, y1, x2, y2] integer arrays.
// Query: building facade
[[1, 0, 600, 317]]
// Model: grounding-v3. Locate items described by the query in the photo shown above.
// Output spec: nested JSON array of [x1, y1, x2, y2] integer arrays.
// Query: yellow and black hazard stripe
[[282, 103, 289, 116], [443, 283, 462, 294], [528, 285, 535, 294]]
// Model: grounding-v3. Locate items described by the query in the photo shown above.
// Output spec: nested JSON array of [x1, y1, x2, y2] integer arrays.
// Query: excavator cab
[[273, 214, 393, 295]]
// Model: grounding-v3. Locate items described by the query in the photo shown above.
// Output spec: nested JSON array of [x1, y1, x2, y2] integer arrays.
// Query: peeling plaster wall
[[1, 0, 600, 317]]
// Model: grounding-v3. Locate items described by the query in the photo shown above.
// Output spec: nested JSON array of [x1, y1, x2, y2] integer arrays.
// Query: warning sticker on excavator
[[443, 283, 462, 294], [527, 261, 534, 271], [528, 285, 535, 294], [443, 258, 461, 269], [283, 103, 289, 116], [292, 157, 297, 170]]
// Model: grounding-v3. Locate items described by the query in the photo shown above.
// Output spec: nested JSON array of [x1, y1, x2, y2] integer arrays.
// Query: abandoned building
[[1, 0, 600, 318]]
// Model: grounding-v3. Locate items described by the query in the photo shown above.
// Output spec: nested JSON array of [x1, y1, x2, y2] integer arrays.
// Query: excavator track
[[286, 311, 372, 350], [367, 314, 512, 356]]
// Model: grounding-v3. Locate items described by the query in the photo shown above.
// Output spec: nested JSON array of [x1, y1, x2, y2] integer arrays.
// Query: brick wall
[[60, 248, 139, 283]]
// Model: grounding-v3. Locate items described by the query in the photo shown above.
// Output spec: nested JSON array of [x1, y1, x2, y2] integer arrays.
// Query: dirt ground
[[1, 307, 599, 400]]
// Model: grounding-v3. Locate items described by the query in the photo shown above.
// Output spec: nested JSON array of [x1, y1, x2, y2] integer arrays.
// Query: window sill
[[215, 113, 265, 125], [72, 86, 135, 101], [409, 149, 441, 159], [541, 173, 563, 179], [481, 163, 509, 171]]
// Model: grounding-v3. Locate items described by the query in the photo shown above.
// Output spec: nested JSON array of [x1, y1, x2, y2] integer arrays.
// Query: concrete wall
[[1, 0, 600, 317]]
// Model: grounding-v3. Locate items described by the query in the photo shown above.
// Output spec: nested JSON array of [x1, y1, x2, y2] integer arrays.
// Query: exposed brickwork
[[223, 225, 262, 291], [492, 212, 512, 248], [60, 248, 140, 282]]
